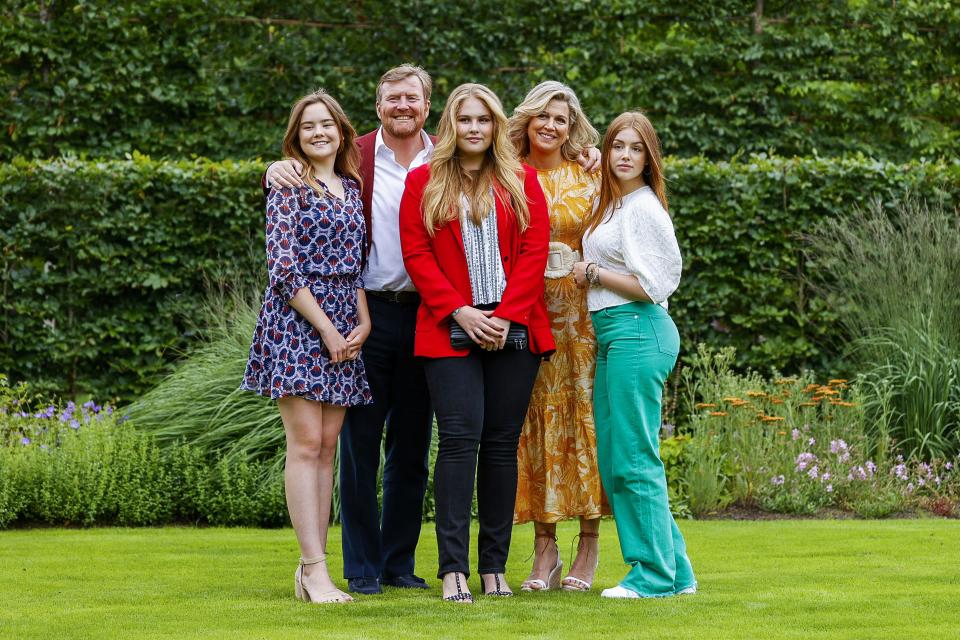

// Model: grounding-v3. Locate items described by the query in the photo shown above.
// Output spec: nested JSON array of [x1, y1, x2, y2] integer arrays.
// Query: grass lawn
[[1, 519, 958, 639]]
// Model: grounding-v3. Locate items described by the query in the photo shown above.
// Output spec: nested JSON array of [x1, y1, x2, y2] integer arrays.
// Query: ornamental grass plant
[[125, 284, 288, 477], [806, 196, 960, 460]]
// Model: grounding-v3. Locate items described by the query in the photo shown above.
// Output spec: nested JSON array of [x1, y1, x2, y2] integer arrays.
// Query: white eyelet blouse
[[582, 186, 682, 312]]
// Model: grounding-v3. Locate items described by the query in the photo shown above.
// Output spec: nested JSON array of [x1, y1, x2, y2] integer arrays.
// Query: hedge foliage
[[2, 1, 958, 162], [3, 155, 958, 401]]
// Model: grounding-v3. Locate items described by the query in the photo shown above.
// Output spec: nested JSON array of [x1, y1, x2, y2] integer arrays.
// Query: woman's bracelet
[[587, 263, 601, 286]]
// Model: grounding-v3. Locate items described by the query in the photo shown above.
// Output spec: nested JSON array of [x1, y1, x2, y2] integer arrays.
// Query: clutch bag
[[449, 303, 529, 351]]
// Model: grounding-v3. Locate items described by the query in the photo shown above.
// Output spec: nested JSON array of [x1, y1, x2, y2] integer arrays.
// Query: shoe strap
[[300, 554, 327, 566]]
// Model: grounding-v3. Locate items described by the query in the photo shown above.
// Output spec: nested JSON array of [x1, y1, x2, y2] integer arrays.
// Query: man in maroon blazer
[[267, 65, 436, 595]]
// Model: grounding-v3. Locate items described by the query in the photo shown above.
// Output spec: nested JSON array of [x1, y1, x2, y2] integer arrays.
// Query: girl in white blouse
[[573, 111, 696, 599]]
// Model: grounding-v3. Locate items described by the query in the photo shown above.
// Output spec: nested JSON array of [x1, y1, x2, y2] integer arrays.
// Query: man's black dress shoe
[[347, 577, 382, 595], [381, 574, 430, 589]]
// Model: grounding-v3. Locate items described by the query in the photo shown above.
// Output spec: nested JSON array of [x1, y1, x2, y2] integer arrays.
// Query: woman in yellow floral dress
[[508, 81, 609, 592]]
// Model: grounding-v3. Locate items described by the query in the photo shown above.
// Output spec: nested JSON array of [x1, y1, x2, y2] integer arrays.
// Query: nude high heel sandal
[[520, 534, 563, 591], [295, 554, 352, 604], [561, 531, 600, 591]]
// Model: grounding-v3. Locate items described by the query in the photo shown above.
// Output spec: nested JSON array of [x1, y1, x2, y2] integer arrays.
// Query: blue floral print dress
[[241, 177, 373, 406]]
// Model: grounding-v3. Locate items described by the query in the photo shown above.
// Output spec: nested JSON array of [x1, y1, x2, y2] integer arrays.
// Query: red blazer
[[399, 163, 555, 358]]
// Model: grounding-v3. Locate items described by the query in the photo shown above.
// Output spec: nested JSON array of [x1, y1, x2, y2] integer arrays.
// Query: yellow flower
[[828, 379, 849, 385], [709, 411, 728, 417], [746, 390, 767, 398], [774, 378, 798, 385], [761, 415, 786, 422], [695, 403, 717, 409], [771, 398, 785, 405]]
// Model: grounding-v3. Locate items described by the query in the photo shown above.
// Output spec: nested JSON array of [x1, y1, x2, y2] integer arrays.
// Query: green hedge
[[2, 1, 958, 162], [1, 155, 958, 401]]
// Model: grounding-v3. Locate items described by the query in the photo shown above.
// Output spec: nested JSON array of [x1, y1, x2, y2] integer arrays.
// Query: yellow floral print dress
[[515, 160, 610, 524]]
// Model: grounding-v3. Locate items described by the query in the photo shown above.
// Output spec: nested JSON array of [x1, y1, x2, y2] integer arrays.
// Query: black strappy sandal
[[483, 573, 514, 597], [442, 572, 474, 603]]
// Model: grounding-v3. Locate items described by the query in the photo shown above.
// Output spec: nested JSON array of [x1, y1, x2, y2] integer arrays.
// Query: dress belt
[[366, 289, 421, 304]]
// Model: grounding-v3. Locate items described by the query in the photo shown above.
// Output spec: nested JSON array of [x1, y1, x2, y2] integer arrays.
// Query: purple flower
[[770, 475, 785, 486], [20, 437, 30, 445], [917, 477, 926, 487], [821, 471, 831, 482], [791, 429, 801, 441], [808, 465, 820, 480], [795, 452, 817, 471], [894, 464, 908, 481], [946, 462, 953, 471], [105, 406, 114, 415], [896, 454, 904, 463], [866, 461, 877, 475], [826, 484, 833, 493], [69, 419, 80, 430], [906, 482, 915, 493], [808, 437, 816, 446]]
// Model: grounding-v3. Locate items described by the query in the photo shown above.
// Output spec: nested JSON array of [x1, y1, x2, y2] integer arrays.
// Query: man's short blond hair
[[376, 64, 433, 103]]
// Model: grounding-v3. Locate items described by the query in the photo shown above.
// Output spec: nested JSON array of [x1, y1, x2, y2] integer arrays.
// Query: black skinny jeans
[[423, 347, 541, 578]]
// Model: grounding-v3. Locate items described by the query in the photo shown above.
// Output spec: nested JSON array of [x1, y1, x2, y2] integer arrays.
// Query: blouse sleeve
[[265, 186, 308, 301], [620, 196, 682, 304]]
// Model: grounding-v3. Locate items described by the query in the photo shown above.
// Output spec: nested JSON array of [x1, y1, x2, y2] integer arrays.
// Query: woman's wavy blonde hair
[[421, 83, 529, 235], [281, 89, 361, 194], [586, 111, 668, 232], [508, 80, 598, 162]]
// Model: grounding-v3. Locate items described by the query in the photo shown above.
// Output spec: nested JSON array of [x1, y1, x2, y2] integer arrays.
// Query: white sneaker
[[676, 585, 697, 595], [600, 585, 641, 599]]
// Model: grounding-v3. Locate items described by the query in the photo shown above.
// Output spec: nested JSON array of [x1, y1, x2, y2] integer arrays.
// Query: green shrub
[[0, 395, 288, 528], [678, 344, 960, 517], [3, 156, 958, 401], [3, 2, 957, 161]]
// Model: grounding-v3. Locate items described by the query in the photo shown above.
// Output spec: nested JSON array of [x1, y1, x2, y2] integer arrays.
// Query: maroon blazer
[[398, 163, 555, 358], [356, 129, 437, 270]]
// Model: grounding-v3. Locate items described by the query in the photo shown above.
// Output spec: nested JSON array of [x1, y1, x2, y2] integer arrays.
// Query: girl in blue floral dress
[[241, 90, 372, 604]]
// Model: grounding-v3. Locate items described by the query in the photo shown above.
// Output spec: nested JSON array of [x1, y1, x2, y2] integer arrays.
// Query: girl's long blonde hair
[[586, 111, 668, 232], [422, 83, 529, 235], [281, 89, 362, 194], [507, 80, 599, 162]]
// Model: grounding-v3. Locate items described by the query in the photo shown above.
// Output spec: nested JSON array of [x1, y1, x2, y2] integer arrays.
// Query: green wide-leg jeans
[[591, 301, 696, 596]]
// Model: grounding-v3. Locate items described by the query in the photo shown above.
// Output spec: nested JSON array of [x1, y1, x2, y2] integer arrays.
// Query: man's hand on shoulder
[[577, 146, 602, 174], [266, 159, 305, 188]]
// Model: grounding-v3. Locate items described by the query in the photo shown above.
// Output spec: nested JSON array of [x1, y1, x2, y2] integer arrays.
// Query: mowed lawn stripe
[[1, 519, 957, 639]]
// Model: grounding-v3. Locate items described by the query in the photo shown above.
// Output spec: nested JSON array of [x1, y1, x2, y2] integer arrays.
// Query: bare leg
[[562, 516, 600, 590], [520, 521, 560, 591], [279, 396, 351, 602]]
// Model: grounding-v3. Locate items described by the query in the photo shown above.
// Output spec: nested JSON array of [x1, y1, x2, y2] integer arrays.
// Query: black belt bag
[[449, 302, 529, 351]]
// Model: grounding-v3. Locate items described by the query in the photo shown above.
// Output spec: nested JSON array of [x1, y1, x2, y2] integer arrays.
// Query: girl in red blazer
[[399, 83, 554, 602]]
